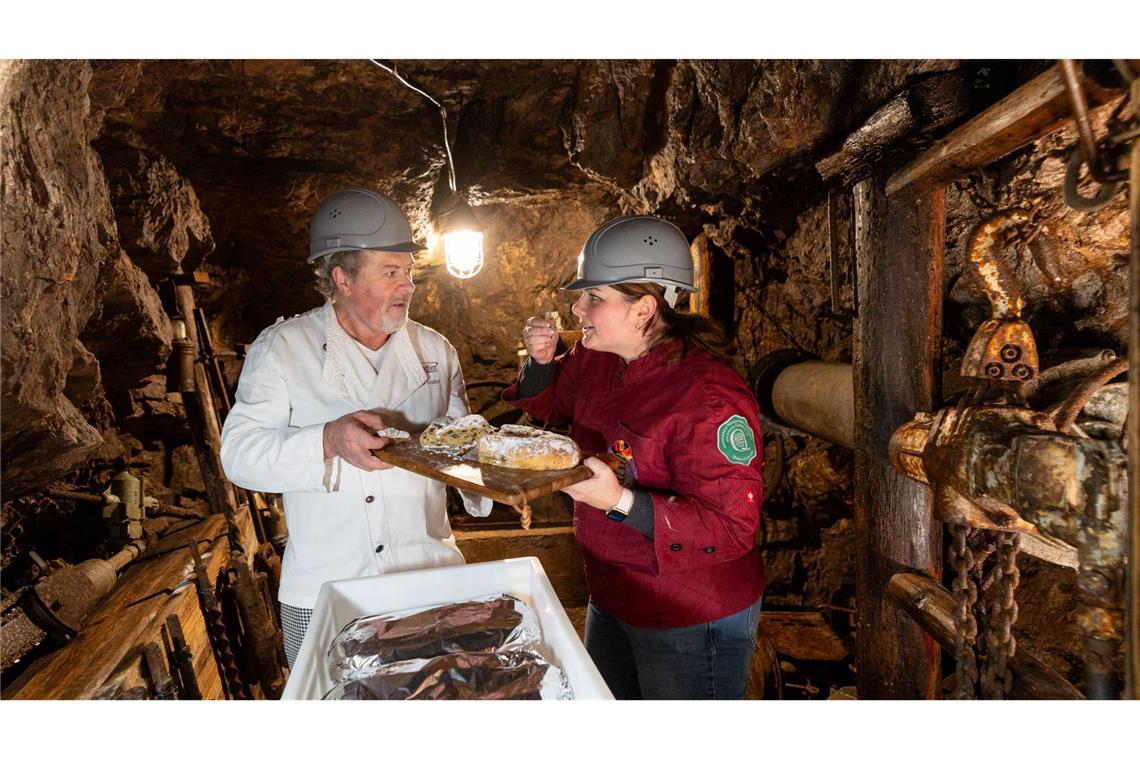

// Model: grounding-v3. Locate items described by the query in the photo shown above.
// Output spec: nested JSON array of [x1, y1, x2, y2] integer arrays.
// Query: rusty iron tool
[[891, 403, 1128, 698], [163, 614, 202, 700], [190, 542, 251, 699], [228, 552, 286, 699], [1, 602, 48, 672], [142, 641, 177, 700]]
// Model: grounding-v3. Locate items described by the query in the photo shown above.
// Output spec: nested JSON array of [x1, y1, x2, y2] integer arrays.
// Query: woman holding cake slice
[[503, 215, 766, 700]]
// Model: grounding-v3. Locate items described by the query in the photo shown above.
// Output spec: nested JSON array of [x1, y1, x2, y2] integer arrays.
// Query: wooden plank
[[888, 572, 1083, 699], [886, 63, 1121, 198], [373, 441, 594, 506], [6, 515, 231, 699], [758, 611, 848, 661], [852, 175, 944, 699], [89, 576, 227, 700]]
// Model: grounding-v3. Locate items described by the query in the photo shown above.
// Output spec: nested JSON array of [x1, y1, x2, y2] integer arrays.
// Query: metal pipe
[[1023, 350, 1117, 399], [1053, 357, 1129, 433], [45, 489, 105, 505], [772, 362, 854, 449], [1059, 60, 1106, 183], [754, 350, 854, 449]]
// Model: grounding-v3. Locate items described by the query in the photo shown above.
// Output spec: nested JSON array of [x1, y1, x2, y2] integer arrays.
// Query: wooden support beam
[[853, 175, 944, 698], [886, 63, 1121, 198], [816, 71, 970, 183], [888, 572, 1083, 699]]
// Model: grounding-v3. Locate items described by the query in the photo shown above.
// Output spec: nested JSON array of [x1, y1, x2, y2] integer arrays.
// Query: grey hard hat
[[563, 215, 696, 293], [308, 187, 427, 262]]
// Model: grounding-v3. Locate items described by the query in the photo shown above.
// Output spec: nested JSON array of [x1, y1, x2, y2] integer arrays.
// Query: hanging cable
[[369, 59, 457, 193]]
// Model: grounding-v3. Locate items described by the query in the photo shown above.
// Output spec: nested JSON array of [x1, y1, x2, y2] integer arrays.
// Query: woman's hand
[[562, 457, 624, 511], [522, 316, 558, 364]]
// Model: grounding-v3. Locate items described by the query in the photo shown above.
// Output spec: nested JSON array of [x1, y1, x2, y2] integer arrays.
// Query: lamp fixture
[[370, 59, 485, 279], [434, 191, 484, 279]]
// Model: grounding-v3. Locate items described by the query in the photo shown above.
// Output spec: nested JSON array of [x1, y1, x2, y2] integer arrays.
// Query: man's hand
[[561, 457, 624, 511], [323, 410, 395, 471], [522, 316, 558, 365]]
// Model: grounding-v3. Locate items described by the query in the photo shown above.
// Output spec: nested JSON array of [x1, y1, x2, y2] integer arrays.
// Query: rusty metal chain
[[955, 172, 1045, 251], [949, 524, 980, 699], [980, 530, 1021, 699]]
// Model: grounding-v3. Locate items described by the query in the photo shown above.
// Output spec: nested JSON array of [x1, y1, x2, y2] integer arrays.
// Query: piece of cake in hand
[[478, 426, 581, 470], [419, 414, 496, 451]]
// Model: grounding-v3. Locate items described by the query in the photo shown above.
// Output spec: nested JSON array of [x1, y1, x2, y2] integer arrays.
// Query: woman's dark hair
[[610, 282, 736, 364]]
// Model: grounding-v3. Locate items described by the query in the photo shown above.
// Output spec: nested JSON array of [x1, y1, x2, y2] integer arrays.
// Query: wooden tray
[[372, 440, 593, 506]]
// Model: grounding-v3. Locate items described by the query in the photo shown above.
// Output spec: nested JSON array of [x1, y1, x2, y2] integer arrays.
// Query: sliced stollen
[[419, 414, 496, 450], [478, 426, 581, 470]]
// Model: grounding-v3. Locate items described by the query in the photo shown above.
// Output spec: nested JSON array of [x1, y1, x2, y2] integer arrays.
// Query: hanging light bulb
[[370, 59, 487, 280], [443, 230, 484, 278], [436, 192, 484, 279]]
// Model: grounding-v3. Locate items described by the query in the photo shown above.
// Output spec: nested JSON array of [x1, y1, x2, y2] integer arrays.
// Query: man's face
[[334, 251, 416, 341]]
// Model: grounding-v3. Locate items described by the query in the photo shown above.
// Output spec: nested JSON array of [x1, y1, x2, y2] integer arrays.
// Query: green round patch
[[717, 415, 757, 466]]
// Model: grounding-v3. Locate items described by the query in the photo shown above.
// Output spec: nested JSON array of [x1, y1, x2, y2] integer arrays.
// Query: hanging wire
[[369, 59, 457, 193]]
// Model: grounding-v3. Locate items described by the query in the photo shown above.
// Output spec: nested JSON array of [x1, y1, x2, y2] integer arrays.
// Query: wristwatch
[[606, 488, 635, 522]]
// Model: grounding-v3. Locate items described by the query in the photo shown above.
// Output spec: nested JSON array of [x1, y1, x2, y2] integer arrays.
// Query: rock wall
[[2, 60, 214, 572], [2, 60, 121, 495]]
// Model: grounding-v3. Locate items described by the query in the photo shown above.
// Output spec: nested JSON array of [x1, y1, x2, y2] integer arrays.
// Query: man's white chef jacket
[[220, 302, 491, 609]]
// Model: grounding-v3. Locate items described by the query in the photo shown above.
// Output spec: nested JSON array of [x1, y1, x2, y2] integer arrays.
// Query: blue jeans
[[584, 595, 762, 700]]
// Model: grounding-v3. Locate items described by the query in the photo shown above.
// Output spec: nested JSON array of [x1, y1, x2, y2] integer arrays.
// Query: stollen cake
[[477, 425, 581, 470], [419, 414, 496, 450]]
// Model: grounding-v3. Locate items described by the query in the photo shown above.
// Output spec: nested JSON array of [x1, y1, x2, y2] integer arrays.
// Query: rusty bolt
[[1012, 364, 1032, 380], [985, 363, 1005, 378], [1000, 344, 1022, 362]]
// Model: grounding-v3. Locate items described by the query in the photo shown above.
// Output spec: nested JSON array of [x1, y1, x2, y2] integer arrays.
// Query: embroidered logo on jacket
[[717, 415, 757, 465], [422, 362, 440, 384]]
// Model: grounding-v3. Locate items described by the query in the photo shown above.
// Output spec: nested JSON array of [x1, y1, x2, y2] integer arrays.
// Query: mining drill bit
[[190, 542, 251, 699], [229, 552, 286, 699]]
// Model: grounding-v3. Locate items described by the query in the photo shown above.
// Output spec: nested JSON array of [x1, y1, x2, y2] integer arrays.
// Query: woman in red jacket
[[503, 215, 765, 699]]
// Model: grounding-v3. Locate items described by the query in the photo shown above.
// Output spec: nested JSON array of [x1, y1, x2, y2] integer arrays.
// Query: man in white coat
[[220, 187, 490, 667]]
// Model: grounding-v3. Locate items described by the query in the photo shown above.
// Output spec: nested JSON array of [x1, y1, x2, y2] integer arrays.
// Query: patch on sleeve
[[717, 415, 757, 465]]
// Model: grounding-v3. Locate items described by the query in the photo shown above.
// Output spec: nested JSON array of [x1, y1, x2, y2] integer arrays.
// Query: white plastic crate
[[282, 556, 613, 700]]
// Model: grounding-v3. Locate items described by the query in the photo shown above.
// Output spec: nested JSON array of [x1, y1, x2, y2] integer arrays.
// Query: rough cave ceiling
[[86, 59, 983, 333]]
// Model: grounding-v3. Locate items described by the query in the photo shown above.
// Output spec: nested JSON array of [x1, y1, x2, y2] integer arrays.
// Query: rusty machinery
[[754, 209, 1130, 698], [890, 209, 1129, 699], [1, 471, 153, 672]]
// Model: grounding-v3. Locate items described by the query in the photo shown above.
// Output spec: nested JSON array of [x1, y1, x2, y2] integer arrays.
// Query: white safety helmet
[[308, 188, 426, 262], [563, 215, 695, 307]]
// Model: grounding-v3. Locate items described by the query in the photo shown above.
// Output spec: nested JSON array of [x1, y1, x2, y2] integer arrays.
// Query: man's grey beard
[[379, 309, 409, 334]]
